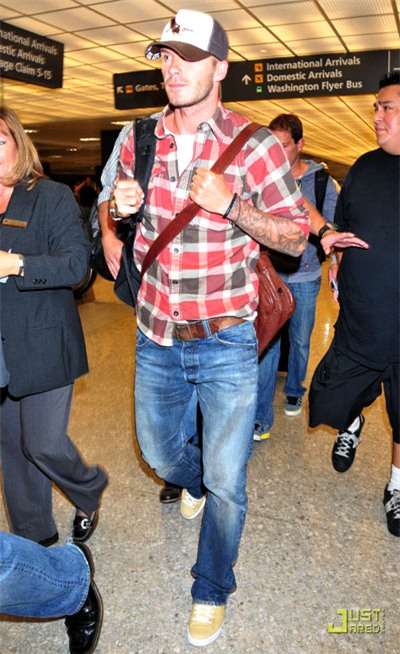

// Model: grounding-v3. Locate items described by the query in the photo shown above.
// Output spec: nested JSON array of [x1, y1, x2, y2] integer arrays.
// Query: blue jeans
[[0, 532, 89, 617], [255, 278, 321, 434], [134, 321, 258, 605]]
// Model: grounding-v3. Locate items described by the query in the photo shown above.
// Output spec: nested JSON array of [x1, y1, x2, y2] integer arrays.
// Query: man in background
[[309, 71, 400, 538], [255, 113, 338, 439]]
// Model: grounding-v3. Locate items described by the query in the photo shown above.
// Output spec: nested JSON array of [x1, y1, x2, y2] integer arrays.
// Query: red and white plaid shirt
[[119, 103, 309, 346]]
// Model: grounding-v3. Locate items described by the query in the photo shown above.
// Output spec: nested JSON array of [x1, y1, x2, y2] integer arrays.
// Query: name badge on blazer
[[2, 219, 28, 228]]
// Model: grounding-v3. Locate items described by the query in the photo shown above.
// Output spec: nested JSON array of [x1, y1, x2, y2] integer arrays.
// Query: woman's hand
[[0, 251, 20, 278]]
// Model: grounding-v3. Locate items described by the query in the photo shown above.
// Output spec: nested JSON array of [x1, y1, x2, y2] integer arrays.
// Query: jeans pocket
[[135, 328, 153, 350], [215, 321, 257, 349]]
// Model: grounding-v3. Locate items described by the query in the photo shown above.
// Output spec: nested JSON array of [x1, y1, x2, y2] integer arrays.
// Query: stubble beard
[[166, 76, 214, 110]]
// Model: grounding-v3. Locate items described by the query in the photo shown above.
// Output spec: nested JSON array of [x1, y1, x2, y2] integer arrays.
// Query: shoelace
[[183, 492, 200, 509], [335, 432, 360, 457], [386, 489, 400, 518], [191, 604, 217, 625]]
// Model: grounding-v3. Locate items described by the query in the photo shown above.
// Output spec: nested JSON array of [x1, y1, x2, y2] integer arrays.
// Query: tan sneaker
[[180, 489, 206, 520], [188, 603, 226, 647], [253, 430, 270, 441]]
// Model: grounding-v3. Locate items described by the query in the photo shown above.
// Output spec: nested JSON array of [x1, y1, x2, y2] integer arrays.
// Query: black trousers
[[309, 340, 399, 444], [0, 384, 108, 542]]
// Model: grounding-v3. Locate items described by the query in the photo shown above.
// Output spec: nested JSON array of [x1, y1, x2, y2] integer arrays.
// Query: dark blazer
[[0, 178, 91, 397]]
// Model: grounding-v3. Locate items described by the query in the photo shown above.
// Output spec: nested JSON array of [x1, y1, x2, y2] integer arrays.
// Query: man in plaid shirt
[[113, 9, 309, 648]]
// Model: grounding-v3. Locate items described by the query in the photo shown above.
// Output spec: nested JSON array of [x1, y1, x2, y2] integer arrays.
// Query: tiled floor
[[1, 264, 398, 654]]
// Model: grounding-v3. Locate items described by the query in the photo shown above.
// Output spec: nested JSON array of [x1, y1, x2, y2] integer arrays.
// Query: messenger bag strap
[[141, 121, 263, 278]]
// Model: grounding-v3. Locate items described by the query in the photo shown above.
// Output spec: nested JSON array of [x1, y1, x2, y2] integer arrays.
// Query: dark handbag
[[254, 250, 296, 356]]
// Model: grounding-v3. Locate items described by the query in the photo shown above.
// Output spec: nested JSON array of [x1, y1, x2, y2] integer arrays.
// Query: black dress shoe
[[73, 511, 99, 544], [159, 483, 182, 504], [65, 544, 103, 654], [39, 532, 59, 547]]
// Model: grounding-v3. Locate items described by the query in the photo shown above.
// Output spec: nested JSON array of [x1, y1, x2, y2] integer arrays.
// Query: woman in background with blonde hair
[[0, 106, 107, 547]]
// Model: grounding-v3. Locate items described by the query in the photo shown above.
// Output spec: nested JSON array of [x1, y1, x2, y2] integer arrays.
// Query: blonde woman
[[0, 106, 107, 546]]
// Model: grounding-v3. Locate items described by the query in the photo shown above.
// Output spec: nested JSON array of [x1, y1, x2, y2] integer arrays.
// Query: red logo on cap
[[170, 17, 194, 34]]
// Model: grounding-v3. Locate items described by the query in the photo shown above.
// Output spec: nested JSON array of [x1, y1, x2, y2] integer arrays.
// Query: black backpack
[[114, 117, 157, 306], [314, 167, 329, 214], [267, 166, 330, 272], [313, 166, 330, 262], [91, 117, 157, 306]]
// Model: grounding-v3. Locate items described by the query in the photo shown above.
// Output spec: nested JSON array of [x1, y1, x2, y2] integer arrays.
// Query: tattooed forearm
[[229, 197, 307, 256]]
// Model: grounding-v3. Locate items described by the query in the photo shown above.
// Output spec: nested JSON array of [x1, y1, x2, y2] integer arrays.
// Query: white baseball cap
[[145, 9, 229, 62]]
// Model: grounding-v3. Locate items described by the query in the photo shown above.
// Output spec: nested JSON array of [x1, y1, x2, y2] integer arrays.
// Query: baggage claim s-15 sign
[[114, 49, 400, 109], [0, 21, 63, 89]]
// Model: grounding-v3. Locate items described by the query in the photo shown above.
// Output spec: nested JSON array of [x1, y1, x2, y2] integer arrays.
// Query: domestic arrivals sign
[[221, 50, 400, 101], [0, 21, 63, 89], [114, 49, 399, 110]]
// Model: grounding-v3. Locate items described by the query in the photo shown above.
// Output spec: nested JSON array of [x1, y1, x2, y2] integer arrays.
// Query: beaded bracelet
[[223, 193, 238, 219]]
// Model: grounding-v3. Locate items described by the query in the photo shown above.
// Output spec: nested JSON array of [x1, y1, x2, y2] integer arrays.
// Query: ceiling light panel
[[171, 0, 238, 11], [56, 32, 101, 50], [2, 15, 60, 35], [320, 0, 394, 20], [34, 7, 114, 31], [343, 33, 400, 50], [0, 6, 23, 19], [123, 18, 170, 40], [67, 67, 112, 82], [247, 0, 302, 5], [96, 59, 137, 73], [75, 24, 147, 45], [228, 27, 280, 47], [233, 43, 293, 58], [90, 0, 170, 22], [272, 20, 337, 41], [288, 37, 345, 54], [212, 9, 261, 30], [65, 47, 126, 64], [108, 42, 154, 58], [333, 14, 398, 36], [256, 1, 326, 25], [1, 0, 75, 13]]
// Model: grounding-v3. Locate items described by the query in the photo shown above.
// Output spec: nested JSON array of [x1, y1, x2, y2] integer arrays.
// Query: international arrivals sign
[[221, 49, 400, 101], [114, 49, 399, 109], [0, 21, 63, 89]]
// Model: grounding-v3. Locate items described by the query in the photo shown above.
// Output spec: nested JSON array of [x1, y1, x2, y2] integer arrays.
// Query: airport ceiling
[[1, 0, 399, 177]]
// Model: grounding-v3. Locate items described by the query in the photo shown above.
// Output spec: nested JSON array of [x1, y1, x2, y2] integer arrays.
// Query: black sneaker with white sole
[[284, 396, 302, 416], [331, 414, 365, 473], [383, 485, 400, 537]]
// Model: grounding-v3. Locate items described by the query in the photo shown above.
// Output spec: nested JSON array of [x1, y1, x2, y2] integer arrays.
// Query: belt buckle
[[175, 323, 193, 341]]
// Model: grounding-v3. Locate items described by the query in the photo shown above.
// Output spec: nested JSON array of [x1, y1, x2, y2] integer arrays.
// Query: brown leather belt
[[174, 317, 246, 341]]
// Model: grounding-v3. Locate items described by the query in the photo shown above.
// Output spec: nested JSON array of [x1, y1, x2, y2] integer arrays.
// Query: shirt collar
[[155, 102, 227, 143]]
